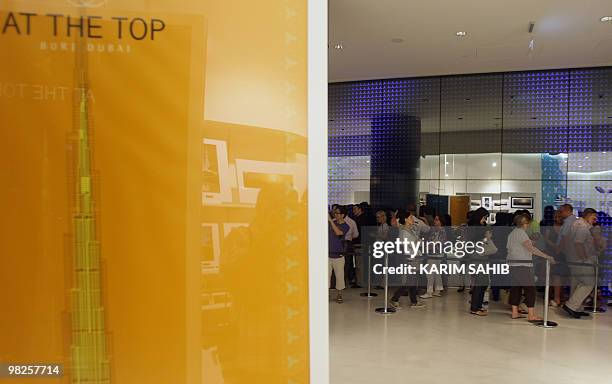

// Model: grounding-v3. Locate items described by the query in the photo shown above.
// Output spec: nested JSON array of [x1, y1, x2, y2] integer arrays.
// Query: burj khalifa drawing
[[69, 29, 111, 384]]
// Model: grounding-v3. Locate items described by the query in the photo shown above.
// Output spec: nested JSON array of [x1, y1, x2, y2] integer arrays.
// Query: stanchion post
[[360, 245, 378, 298], [375, 252, 395, 314], [543, 260, 550, 325], [586, 258, 605, 313], [592, 261, 599, 313], [536, 259, 557, 328]]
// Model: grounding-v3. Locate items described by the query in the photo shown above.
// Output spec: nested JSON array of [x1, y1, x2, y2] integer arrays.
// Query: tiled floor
[[330, 288, 612, 384]]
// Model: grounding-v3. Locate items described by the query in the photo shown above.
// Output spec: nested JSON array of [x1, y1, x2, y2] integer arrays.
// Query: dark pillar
[[370, 114, 421, 210]]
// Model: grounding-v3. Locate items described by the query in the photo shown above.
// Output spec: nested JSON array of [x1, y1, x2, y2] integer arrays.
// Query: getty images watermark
[[371, 238, 509, 275], [360, 226, 518, 280]]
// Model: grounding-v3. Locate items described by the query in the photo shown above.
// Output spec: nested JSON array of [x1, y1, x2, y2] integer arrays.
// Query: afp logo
[[66, 0, 108, 7]]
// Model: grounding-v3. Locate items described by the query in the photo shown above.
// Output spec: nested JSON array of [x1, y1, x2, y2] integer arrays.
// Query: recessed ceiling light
[[333, 43, 344, 50], [600, 16, 612, 22], [585, 156, 589, 159], [492, 162, 497, 167], [391, 38, 404, 43], [456, 31, 467, 37], [445, 174, 449, 177]]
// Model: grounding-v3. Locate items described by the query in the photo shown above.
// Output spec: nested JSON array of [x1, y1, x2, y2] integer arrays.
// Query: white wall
[[329, 151, 612, 220]]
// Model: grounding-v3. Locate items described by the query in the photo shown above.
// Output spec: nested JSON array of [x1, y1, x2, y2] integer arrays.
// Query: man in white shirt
[[344, 213, 359, 242], [563, 208, 598, 319], [557, 204, 577, 248]]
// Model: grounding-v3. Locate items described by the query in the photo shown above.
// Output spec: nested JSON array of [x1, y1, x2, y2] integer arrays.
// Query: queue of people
[[328, 201, 608, 322]]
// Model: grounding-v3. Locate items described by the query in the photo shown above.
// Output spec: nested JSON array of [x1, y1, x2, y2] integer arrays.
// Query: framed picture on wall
[[511, 197, 534, 209], [488, 212, 496, 224], [481, 196, 493, 210]]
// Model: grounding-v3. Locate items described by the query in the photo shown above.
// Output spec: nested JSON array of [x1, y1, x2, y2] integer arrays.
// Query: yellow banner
[[1, 0, 308, 383]]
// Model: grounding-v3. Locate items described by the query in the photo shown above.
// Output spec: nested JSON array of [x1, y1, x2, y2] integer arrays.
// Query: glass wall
[[329, 67, 612, 286]]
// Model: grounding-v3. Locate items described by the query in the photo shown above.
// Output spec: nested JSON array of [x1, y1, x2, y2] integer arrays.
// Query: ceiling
[[329, 0, 612, 82]]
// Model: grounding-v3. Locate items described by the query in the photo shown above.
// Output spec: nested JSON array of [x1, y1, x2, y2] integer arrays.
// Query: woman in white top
[[507, 213, 556, 321], [421, 215, 447, 299]]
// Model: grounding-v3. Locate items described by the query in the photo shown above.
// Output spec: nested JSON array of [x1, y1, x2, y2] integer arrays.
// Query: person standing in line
[[415, 205, 433, 237], [375, 210, 390, 238], [418, 205, 435, 227], [350, 203, 368, 288], [562, 208, 598, 318], [372, 210, 390, 290], [441, 213, 454, 291], [557, 204, 577, 252], [535, 206, 555, 284], [588, 221, 607, 309], [328, 206, 349, 303], [361, 202, 377, 226], [507, 213, 556, 321], [342, 205, 359, 288], [490, 212, 513, 303], [457, 210, 475, 293], [420, 214, 447, 299], [468, 207, 495, 316], [411, 205, 431, 292], [541, 208, 565, 307], [555, 204, 578, 311], [389, 212, 425, 309], [407, 203, 418, 217]]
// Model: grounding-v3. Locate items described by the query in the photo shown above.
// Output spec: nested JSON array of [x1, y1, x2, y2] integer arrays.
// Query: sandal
[[470, 310, 488, 316], [511, 314, 526, 319], [518, 309, 528, 315]]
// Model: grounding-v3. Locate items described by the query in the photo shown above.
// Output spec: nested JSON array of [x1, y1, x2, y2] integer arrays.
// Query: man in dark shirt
[[329, 206, 349, 303]]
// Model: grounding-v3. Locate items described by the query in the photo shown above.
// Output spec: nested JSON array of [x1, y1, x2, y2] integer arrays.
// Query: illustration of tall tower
[[69, 26, 111, 384]]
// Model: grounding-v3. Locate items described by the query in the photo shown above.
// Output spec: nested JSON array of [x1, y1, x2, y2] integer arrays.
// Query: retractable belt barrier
[[363, 255, 611, 324], [374, 251, 396, 315], [360, 245, 378, 298], [535, 259, 558, 328]]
